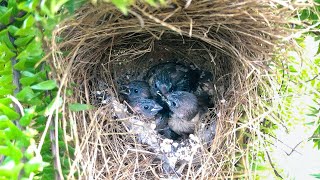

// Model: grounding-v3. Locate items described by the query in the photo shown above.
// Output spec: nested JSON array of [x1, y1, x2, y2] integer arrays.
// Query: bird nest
[[51, 0, 291, 179]]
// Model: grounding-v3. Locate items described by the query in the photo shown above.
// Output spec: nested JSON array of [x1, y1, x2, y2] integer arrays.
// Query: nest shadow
[[51, 1, 290, 179]]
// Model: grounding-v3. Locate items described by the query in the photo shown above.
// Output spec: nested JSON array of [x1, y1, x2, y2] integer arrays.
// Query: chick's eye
[[171, 101, 177, 107], [143, 105, 149, 110], [134, 89, 139, 93], [154, 83, 157, 88]]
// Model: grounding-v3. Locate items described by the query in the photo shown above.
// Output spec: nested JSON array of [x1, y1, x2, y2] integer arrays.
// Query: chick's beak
[[120, 89, 129, 95], [165, 100, 171, 107], [157, 90, 169, 105], [156, 90, 165, 99], [151, 104, 163, 112], [159, 85, 169, 95], [120, 85, 130, 95]]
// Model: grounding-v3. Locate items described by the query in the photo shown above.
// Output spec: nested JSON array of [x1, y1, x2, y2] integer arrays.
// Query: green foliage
[[0, 0, 166, 178], [0, 0, 79, 179], [311, 173, 320, 179], [93, 0, 167, 14], [277, 35, 319, 126], [30, 80, 58, 90], [297, 0, 320, 24], [250, 2, 320, 179], [0, 0, 318, 179], [295, 0, 320, 153]]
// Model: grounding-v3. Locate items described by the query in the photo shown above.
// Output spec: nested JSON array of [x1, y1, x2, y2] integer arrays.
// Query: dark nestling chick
[[120, 80, 151, 102], [155, 111, 181, 140], [194, 70, 215, 108], [165, 91, 200, 137], [145, 62, 200, 97], [120, 81, 174, 136], [129, 98, 163, 118], [144, 62, 216, 110]]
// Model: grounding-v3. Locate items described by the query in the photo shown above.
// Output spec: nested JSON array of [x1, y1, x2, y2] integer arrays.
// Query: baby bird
[[145, 62, 200, 97], [120, 80, 151, 102], [155, 112, 181, 140], [129, 98, 163, 118], [165, 91, 200, 137], [194, 70, 215, 108]]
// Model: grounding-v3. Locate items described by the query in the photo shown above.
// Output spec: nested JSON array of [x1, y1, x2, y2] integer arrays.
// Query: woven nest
[[51, 0, 292, 179]]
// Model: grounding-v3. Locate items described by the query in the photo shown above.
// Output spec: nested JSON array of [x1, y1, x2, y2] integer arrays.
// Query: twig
[[37, 37, 86, 160], [265, 149, 283, 179], [43, 61, 64, 180], [305, 73, 319, 82], [133, 5, 182, 35], [267, 134, 302, 155], [128, 9, 144, 28], [284, 22, 320, 40], [286, 140, 303, 156], [185, 0, 192, 9], [7, 95, 24, 116]]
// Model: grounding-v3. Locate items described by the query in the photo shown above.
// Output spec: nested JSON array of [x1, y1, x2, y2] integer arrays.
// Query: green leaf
[[7, 25, 19, 35], [14, 26, 36, 36], [44, 97, 62, 116], [31, 80, 57, 90], [111, 0, 132, 15], [0, 43, 15, 61], [0, 161, 23, 179], [0, 87, 13, 96], [0, 143, 23, 163], [14, 35, 34, 47], [16, 38, 43, 61], [21, 71, 36, 77], [288, 65, 298, 73], [314, 57, 320, 66], [144, 0, 156, 6], [311, 173, 320, 179], [51, 0, 69, 14], [0, 61, 12, 73], [22, 14, 35, 28], [18, 1, 38, 12], [310, 11, 319, 21], [13, 58, 27, 71], [0, 103, 20, 120], [300, 9, 310, 20], [4, 121, 24, 140], [16, 87, 36, 102], [0, 7, 12, 25], [40, 2, 52, 17], [20, 75, 38, 86], [7, 0, 18, 15], [0, 115, 10, 129], [20, 106, 36, 126], [64, 0, 75, 14], [0, 98, 12, 106], [24, 156, 48, 176], [308, 106, 320, 114], [0, 29, 15, 50], [0, 74, 12, 84], [69, 103, 94, 112]]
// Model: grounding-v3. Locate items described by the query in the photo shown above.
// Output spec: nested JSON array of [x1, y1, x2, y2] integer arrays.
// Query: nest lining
[[51, 0, 291, 179]]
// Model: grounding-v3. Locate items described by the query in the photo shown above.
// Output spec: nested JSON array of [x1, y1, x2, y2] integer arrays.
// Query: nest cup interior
[[53, 1, 289, 178], [88, 33, 232, 102]]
